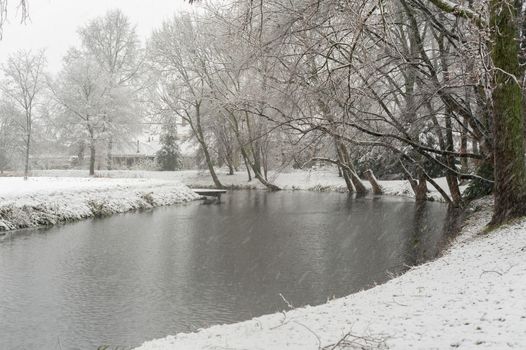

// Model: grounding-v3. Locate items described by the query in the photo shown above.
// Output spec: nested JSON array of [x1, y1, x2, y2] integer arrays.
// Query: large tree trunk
[[445, 113, 463, 205], [334, 138, 369, 194], [364, 169, 383, 195], [338, 141, 368, 194], [191, 104, 224, 189], [460, 117, 469, 173], [89, 143, 96, 176], [242, 151, 252, 181], [88, 128, 96, 176], [401, 161, 428, 201], [239, 146, 280, 191], [262, 146, 269, 181], [224, 143, 235, 176], [446, 174, 462, 204], [490, 0, 526, 224], [77, 140, 86, 163], [231, 111, 279, 190], [200, 140, 224, 189], [107, 137, 113, 171], [253, 169, 280, 191], [335, 140, 354, 193], [24, 133, 30, 180], [413, 171, 428, 201]]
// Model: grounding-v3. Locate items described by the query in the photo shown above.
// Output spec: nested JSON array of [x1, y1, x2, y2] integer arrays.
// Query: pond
[[0, 191, 457, 349]]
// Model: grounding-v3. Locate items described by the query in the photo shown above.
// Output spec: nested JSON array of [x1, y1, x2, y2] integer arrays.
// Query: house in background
[[110, 138, 160, 168], [28, 116, 197, 171], [107, 115, 199, 169]]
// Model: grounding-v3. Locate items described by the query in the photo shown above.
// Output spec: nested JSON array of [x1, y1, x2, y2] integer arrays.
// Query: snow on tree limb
[[426, 0, 486, 28], [0, 0, 29, 39]]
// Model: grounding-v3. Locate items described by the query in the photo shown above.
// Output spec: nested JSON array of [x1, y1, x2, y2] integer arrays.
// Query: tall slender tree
[[78, 9, 142, 170], [1, 50, 46, 179], [427, 0, 526, 223], [51, 49, 110, 176]]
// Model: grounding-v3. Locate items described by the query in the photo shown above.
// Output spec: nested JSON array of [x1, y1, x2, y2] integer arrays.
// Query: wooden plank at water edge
[[193, 188, 227, 200]]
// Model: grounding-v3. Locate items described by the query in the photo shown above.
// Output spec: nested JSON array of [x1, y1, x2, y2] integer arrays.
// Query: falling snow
[[136, 198, 526, 350]]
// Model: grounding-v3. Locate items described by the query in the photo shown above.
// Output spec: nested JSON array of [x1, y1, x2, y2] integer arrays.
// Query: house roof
[[112, 140, 160, 157]]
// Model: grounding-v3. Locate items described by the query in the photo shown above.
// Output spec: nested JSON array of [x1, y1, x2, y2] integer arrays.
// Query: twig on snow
[[279, 292, 295, 309], [322, 331, 388, 349], [292, 321, 322, 349], [479, 264, 517, 278]]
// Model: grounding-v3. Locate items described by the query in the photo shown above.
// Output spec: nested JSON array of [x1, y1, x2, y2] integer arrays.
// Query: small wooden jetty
[[193, 189, 227, 201]]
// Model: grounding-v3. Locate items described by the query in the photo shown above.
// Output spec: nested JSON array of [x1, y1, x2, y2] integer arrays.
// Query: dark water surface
[[0, 191, 454, 349]]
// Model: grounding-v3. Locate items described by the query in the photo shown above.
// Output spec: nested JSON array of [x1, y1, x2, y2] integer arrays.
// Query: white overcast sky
[[0, 0, 194, 73]]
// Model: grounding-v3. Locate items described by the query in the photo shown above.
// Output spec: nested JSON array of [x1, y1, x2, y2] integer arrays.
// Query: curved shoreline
[[136, 197, 526, 349]]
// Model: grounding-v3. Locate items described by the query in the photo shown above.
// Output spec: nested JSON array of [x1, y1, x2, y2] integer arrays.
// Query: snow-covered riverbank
[[33, 168, 460, 201], [136, 198, 526, 349], [1, 167, 454, 232], [0, 177, 199, 232]]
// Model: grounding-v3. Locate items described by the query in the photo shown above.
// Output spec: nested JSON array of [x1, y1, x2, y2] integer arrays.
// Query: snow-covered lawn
[[136, 198, 526, 350], [33, 168, 459, 201], [0, 177, 199, 232]]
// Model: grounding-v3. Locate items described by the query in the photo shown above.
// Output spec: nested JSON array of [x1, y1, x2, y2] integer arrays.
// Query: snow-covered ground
[[33, 168, 460, 201], [0, 177, 199, 232], [135, 197, 526, 350]]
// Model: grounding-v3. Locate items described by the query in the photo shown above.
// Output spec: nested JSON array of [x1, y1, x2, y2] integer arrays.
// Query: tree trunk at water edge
[[490, 0, 526, 224]]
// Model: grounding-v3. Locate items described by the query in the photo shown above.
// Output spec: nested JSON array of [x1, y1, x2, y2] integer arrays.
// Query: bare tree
[[0, 0, 28, 39], [148, 15, 225, 188], [51, 48, 140, 176], [0, 100, 20, 173], [78, 9, 142, 170], [1, 49, 46, 179], [153, 0, 526, 221]]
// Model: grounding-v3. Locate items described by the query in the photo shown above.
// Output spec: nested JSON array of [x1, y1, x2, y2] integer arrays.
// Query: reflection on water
[[0, 191, 456, 349]]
